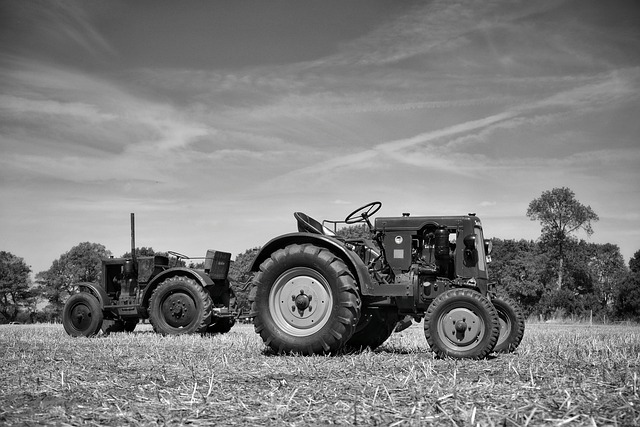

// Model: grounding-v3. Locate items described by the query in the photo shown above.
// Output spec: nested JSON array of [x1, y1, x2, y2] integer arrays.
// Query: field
[[1, 322, 639, 426]]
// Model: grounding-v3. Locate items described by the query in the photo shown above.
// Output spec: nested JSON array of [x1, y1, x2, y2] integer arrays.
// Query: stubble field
[[1, 322, 639, 426]]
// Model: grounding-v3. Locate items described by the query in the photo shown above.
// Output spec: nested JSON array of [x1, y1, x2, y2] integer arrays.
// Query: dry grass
[[1, 322, 639, 426]]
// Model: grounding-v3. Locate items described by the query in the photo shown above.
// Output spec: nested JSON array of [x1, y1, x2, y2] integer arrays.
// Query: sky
[[1, 0, 639, 275]]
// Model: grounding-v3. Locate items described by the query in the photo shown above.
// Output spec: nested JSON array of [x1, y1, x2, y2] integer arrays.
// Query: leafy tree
[[228, 247, 261, 314], [336, 224, 372, 240], [583, 243, 625, 309], [34, 242, 112, 320], [121, 247, 161, 258], [614, 250, 640, 320], [542, 241, 626, 319], [630, 250, 640, 274], [526, 187, 599, 290], [0, 251, 32, 323], [489, 239, 550, 315]]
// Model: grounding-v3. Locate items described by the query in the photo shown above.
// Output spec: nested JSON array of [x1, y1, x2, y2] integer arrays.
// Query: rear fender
[[250, 232, 373, 294], [142, 267, 214, 308]]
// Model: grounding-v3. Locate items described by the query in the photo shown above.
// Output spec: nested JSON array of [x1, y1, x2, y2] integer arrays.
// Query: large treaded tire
[[149, 276, 212, 335], [424, 289, 499, 359], [63, 293, 104, 337], [345, 308, 398, 351], [492, 296, 525, 353], [252, 243, 361, 355]]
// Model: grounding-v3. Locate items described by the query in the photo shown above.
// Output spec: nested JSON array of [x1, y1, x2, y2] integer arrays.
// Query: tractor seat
[[294, 212, 336, 236]]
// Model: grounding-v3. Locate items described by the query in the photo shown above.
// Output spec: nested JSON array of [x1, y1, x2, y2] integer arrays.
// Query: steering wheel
[[345, 201, 382, 224], [167, 250, 189, 260]]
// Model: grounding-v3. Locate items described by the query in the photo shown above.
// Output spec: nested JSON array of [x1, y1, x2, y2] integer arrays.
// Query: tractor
[[249, 201, 525, 359], [62, 214, 237, 337]]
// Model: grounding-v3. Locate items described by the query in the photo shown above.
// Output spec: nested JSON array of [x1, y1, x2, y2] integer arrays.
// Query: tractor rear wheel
[[492, 296, 525, 353], [149, 276, 212, 335], [424, 289, 499, 359], [345, 308, 398, 351], [252, 244, 361, 355], [63, 293, 104, 337]]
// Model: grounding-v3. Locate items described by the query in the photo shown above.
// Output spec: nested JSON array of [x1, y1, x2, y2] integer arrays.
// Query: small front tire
[[492, 296, 525, 353], [424, 289, 499, 359], [63, 293, 104, 337]]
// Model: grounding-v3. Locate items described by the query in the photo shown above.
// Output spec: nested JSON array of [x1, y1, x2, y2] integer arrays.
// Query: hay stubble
[[1, 322, 639, 426]]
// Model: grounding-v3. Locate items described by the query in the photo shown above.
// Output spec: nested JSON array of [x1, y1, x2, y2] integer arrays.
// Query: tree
[[630, 250, 640, 274], [228, 247, 261, 314], [121, 247, 161, 258], [0, 251, 32, 322], [614, 250, 640, 320], [34, 242, 111, 320], [584, 243, 626, 310], [489, 239, 550, 315], [336, 224, 372, 240], [526, 187, 599, 290]]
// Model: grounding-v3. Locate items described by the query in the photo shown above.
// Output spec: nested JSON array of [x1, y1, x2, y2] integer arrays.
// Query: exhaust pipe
[[130, 212, 136, 265], [124, 213, 137, 279]]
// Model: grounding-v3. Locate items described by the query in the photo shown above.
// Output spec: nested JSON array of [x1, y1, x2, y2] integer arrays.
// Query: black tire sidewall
[[149, 276, 212, 335], [63, 293, 104, 337], [425, 289, 499, 359], [492, 296, 525, 353], [253, 244, 360, 354]]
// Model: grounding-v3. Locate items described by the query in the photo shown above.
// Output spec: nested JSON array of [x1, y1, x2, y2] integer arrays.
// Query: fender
[[77, 282, 110, 307], [142, 267, 214, 307], [250, 232, 374, 294]]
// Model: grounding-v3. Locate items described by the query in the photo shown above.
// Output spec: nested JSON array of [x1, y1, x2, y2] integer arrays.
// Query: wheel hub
[[455, 320, 467, 333], [71, 305, 92, 330], [269, 267, 333, 337], [441, 307, 483, 347], [170, 300, 186, 317], [162, 293, 196, 328], [294, 292, 312, 313]]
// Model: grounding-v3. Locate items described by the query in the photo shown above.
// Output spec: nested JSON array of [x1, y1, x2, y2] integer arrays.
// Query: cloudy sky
[[1, 0, 639, 274]]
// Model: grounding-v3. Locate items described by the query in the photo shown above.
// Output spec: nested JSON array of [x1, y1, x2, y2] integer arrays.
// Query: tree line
[[1, 187, 639, 323]]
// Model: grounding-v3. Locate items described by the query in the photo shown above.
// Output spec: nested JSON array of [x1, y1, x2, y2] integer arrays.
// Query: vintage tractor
[[62, 214, 237, 337], [249, 201, 525, 359]]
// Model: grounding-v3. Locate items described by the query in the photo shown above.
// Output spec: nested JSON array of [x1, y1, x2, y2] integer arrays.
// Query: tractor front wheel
[[424, 289, 499, 359], [149, 276, 212, 335], [63, 293, 104, 337], [252, 244, 361, 355], [492, 296, 525, 353]]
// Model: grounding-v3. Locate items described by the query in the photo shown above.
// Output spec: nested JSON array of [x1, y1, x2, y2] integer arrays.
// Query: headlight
[[484, 239, 493, 255]]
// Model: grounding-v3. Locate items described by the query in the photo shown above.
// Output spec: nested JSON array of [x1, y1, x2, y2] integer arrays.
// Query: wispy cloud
[[2, 0, 640, 271]]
